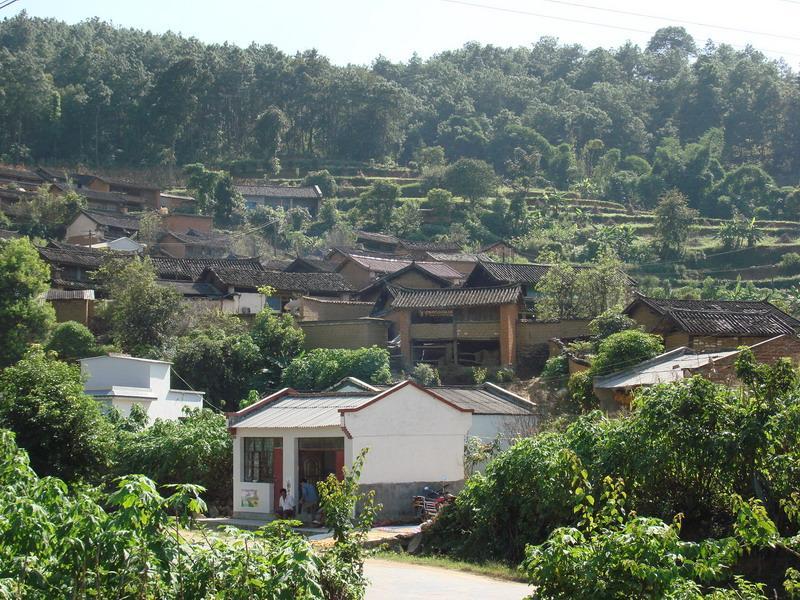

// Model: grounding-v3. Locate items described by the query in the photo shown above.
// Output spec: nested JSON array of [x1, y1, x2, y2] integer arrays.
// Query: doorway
[[297, 437, 345, 485]]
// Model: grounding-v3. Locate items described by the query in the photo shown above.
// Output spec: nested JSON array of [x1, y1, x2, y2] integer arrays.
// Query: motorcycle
[[412, 483, 455, 521]]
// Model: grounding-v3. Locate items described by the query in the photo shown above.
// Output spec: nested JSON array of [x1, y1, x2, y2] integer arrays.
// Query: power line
[[539, 0, 800, 43], [0, 0, 21, 10], [438, 0, 800, 60]]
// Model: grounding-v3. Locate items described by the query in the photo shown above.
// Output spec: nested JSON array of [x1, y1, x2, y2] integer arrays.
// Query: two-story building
[[81, 354, 204, 421]]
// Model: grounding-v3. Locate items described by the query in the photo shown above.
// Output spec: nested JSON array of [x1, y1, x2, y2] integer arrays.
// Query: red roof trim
[[339, 380, 473, 414]]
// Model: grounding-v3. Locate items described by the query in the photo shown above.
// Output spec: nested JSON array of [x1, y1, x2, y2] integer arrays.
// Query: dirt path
[[364, 558, 531, 599]]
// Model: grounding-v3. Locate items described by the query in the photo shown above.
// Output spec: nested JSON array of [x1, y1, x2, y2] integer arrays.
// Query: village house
[[81, 354, 204, 421], [42, 289, 96, 326], [156, 229, 230, 259], [49, 182, 145, 214], [423, 251, 494, 276], [332, 250, 464, 289], [283, 256, 337, 273], [624, 294, 800, 351], [196, 266, 354, 314], [235, 184, 323, 216], [593, 334, 800, 412], [65, 209, 141, 244], [226, 379, 537, 519], [38, 242, 111, 291], [90, 236, 145, 253]]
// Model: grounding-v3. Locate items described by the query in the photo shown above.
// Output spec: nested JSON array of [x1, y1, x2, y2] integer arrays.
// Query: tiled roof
[[157, 280, 226, 297], [263, 258, 293, 271], [399, 239, 462, 252], [43, 289, 95, 300], [50, 277, 94, 290], [206, 267, 354, 293], [0, 229, 20, 239], [0, 165, 42, 183], [235, 184, 322, 199], [160, 229, 229, 247], [628, 295, 800, 333], [471, 262, 571, 285], [344, 254, 463, 280], [426, 252, 494, 262], [284, 257, 337, 273], [38, 243, 110, 268], [103, 177, 160, 191], [150, 256, 264, 281], [52, 182, 141, 205], [356, 263, 455, 298], [356, 230, 400, 245], [667, 308, 797, 337], [81, 210, 141, 231], [388, 284, 521, 309]]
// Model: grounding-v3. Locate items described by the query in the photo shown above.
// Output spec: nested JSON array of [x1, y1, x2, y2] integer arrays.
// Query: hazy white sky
[[6, 0, 800, 67]]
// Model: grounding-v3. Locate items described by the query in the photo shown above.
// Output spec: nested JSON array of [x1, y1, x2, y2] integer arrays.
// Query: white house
[[90, 236, 145, 253], [80, 355, 204, 421], [227, 380, 538, 519]]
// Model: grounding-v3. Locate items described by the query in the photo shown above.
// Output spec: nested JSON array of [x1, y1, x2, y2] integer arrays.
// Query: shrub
[[113, 409, 233, 510], [779, 252, 800, 274], [410, 363, 441, 386], [44, 320, 101, 361], [303, 169, 338, 197], [493, 367, 514, 383], [567, 371, 596, 412], [540, 355, 569, 389], [0, 346, 113, 481], [282, 346, 392, 390], [589, 329, 663, 376], [472, 366, 488, 385], [587, 310, 637, 341]]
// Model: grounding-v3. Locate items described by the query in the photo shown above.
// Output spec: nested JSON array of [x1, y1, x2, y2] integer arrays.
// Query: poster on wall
[[241, 488, 260, 508]]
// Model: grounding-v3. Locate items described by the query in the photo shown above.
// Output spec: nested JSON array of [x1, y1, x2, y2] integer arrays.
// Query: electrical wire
[[539, 0, 800, 43], [0, 0, 21, 10], [438, 0, 800, 60]]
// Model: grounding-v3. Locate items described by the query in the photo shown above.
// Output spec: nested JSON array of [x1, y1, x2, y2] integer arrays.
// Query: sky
[[5, 0, 800, 67]]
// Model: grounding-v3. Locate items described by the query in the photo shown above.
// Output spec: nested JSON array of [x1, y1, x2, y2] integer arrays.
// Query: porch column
[[499, 303, 517, 367], [282, 434, 297, 504], [394, 310, 412, 368]]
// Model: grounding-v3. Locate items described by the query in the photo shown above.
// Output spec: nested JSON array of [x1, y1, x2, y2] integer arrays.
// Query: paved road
[[365, 558, 531, 600]]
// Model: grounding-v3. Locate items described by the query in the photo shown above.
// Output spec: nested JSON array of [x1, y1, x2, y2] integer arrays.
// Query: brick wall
[[693, 335, 800, 386]]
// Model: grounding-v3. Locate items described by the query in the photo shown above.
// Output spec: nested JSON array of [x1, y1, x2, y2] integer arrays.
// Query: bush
[[590, 329, 663, 376], [282, 346, 392, 390], [587, 310, 637, 341], [250, 311, 306, 385], [303, 169, 338, 197], [113, 409, 233, 510], [0, 429, 371, 599], [567, 371, 596, 412], [0, 346, 113, 481], [410, 363, 441, 386], [44, 320, 101, 361], [540, 355, 569, 389], [778, 252, 800, 274]]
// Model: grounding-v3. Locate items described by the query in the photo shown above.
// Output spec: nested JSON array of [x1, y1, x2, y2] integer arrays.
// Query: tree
[[113, 408, 232, 509], [652, 189, 697, 259], [250, 311, 305, 386], [590, 329, 664, 376], [0, 237, 54, 367], [443, 158, 497, 204], [252, 106, 289, 162], [18, 185, 86, 239], [425, 188, 454, 219], [303, 170, 338, 197], [281, 347, 392, 390], [173, 323, 262, 411], [390, 199, 423, 239], [413, 145, 446, 170], [95, 257, 184, 356], [0, 346, 113, 481], [588, 310, 637, 341], [359, 180, 400, 230], [45, 320, 102, 361]]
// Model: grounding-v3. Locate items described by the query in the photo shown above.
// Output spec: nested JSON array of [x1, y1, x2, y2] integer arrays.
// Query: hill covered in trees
[[1, 12, 798, 197]]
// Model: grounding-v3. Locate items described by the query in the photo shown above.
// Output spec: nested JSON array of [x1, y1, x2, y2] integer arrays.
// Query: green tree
[[425, 188, 454, 219], [95, 257, 184, 356], [590, 329, 664, 376], [390, 199, 423, 239], [114, 408, 232, 509], [0, 346, 113, 481], [0, 237, 54, 367], [173, 324, 262, 411], [250, 311, 305, 386], [252, 106, 289, 162], [359, 180, 400, 230], [443, 158, 497, 204], [281, 347, 392, 390], [44, 320, 102, 361], [652, 189, 697, 259], [303, 169, 338, 197]]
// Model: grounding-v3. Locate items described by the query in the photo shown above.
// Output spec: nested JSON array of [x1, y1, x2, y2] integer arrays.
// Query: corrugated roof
[[233, 394, 374, 429], [43, 289, 95, 300], [388, 284, 521, 309], [235, 184, 322, 199], [428, 386, 536, 415], [594, 347, 738, 390]]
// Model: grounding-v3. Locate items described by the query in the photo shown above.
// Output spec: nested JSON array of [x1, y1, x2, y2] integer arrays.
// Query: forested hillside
[[1, 12, 798, 207]]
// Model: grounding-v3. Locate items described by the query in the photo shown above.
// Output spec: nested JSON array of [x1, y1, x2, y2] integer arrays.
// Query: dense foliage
[[0, 237, 54, 367], [0, 346, 113, 481], [0, 429, 373, 599], [44, 320, 105, 361], [1, 14, 798, 210], [113, 409, 233, 511], [281, 346, 392, 390], [428, 353, 800, 595]]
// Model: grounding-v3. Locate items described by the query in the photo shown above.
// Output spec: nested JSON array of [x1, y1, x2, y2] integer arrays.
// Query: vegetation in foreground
[[427, 351, 800, 597], [0, 430, 377, 599]]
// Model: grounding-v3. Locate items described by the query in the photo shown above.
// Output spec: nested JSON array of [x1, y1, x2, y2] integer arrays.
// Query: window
[[242, 437, 282, 483]]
